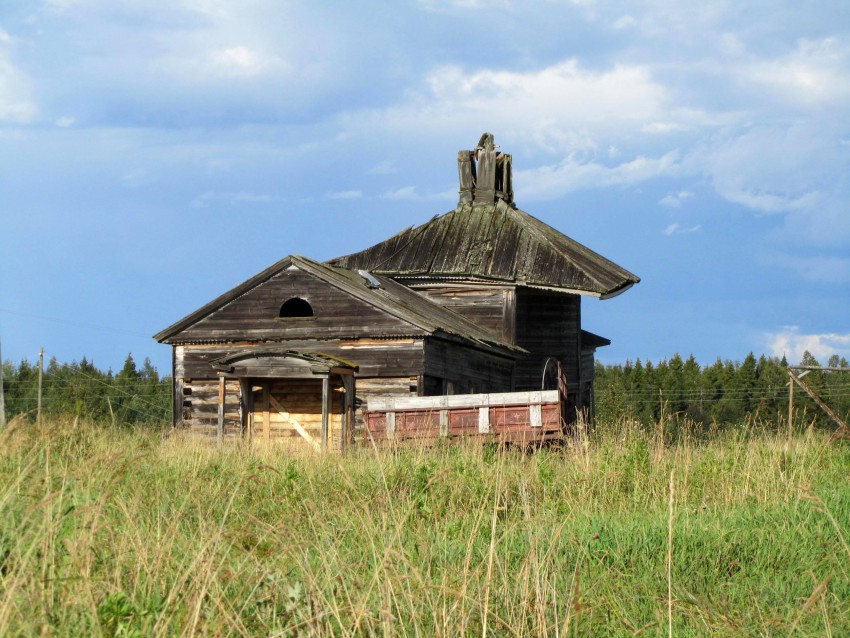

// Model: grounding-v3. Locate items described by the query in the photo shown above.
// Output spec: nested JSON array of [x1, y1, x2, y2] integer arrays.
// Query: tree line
[[593, 351, 850, 430], [2, 351, 849, 430], [1, 354, 170, 425]]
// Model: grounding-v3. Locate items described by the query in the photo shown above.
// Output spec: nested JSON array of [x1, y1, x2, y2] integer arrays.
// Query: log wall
[[180, 378, 242, 438]]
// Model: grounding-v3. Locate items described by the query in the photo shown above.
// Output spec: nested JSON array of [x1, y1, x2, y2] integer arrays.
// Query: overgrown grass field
[[1, 416, 848, 636]]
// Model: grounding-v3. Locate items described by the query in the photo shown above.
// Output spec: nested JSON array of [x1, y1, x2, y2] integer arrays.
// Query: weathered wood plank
[[171, 267, 432, 343], [176, 341, 424, 379], [367, 390, 558, 411]]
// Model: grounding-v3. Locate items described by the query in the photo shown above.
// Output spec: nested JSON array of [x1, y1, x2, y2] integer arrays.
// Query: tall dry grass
[[0, 414, 848, 636]]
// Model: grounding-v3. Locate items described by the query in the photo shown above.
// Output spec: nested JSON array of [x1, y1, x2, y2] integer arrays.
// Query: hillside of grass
[[1, 417, 848, 636]]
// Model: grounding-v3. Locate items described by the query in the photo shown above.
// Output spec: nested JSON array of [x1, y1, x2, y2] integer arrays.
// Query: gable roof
[[328, 199, 639, 298], [153, 254, 524, 355]]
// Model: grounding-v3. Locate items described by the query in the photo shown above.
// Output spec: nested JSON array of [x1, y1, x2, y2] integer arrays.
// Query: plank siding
[[414, 285, 515, 343], [423, 337, 514, 394], [175, 340, 424, 380], [173, 266, 430, 343], [513, 289, 581, 397]]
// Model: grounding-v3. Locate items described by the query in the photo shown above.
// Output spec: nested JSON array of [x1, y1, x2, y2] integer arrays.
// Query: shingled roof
[[329, 199, 640, 298]]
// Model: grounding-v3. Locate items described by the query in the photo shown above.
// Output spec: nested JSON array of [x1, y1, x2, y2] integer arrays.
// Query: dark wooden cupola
[[458, 132, 514, 206]]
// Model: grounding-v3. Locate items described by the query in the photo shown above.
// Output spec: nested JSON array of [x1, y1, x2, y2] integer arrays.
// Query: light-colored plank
[[367, 390, 558, 411], [386, 412, 395, 439], [268, 393, 321, 451], [478, 406, 490, 433], [530, 404, 542, 428]]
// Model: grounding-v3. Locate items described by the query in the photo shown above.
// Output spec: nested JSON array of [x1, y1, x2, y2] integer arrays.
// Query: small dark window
[[279, 297, 314, 318]]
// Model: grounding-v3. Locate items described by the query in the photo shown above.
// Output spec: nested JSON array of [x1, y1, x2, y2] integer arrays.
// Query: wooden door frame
[[239, 373, 356, 452]]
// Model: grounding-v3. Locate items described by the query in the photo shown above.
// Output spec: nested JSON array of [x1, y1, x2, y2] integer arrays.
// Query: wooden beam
[[217, 375, 225, 447], [530, 404, 542, 428], [342, 374, 355, 451], [787, 376, 794, 455], [321, 376, 330, 453], [239, 379, 252, 445], [478, 394, 490, 434], [37, 348, 43, 429], [262, 383, 270, 442], [367, 390, 559, 412], [289, 416, 322, 452], [788, 367, 850, 439], [267, 393, 321, 452]]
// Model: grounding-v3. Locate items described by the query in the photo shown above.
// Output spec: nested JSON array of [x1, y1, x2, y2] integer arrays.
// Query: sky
[[1, 0, 849, 375]]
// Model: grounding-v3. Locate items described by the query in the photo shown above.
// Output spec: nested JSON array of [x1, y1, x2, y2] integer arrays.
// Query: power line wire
[[0, 308, 153, 338]]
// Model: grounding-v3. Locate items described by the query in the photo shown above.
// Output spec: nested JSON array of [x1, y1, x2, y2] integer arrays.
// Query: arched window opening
[[279, 297, 314, 318]]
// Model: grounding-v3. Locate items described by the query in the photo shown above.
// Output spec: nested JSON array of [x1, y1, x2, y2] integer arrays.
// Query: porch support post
[[239, 379, 252, 446], [262, 384, 271, 442], [217, 374, 225, 447], [342, 374, 355, 451], [321, 375, 330, 453]]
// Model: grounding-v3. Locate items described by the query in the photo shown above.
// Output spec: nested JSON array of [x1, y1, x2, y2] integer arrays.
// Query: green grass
[[0, 416, 848, 636]]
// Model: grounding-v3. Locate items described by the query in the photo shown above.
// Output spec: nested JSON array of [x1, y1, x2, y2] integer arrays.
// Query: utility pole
[[0, 338, 5, 429], [37, 348, 44, 428], [786, 375, 794, 455]]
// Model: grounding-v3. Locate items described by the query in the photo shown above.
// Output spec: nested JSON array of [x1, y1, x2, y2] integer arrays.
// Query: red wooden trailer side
[[363, 390, 564, 445]]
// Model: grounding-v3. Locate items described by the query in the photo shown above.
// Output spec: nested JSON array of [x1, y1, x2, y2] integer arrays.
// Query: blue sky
[[2, 0, 849, 374]]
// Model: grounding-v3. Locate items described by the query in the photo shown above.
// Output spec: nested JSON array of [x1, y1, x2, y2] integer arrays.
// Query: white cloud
[[158, 44, 289, 82], [767, 326, 850, 364], [720, 188, 821, 214], [191, 191, 277, 207], [515, 150, 680, 201], [380, 185, 456, 201], [359, 59, 695, 155], [210, 45, 286, 77], [659, 190, 692, 207], [417, 0, 514, 11], [642, 122, 686, 134], [739, 38, 850, 107], [325, 190, 362, 200], [689, 122, 845, 220], [55, 116, 76, 127], [663, 222, 701, 236], [612, 15, 637, 30], [368, 160, 397, 175], [381, 186, 419, 200], [0, 42, 37, 123]]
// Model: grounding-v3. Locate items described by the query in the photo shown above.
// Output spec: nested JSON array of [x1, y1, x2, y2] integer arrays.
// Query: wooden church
[[154, 134, 639, 449]]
